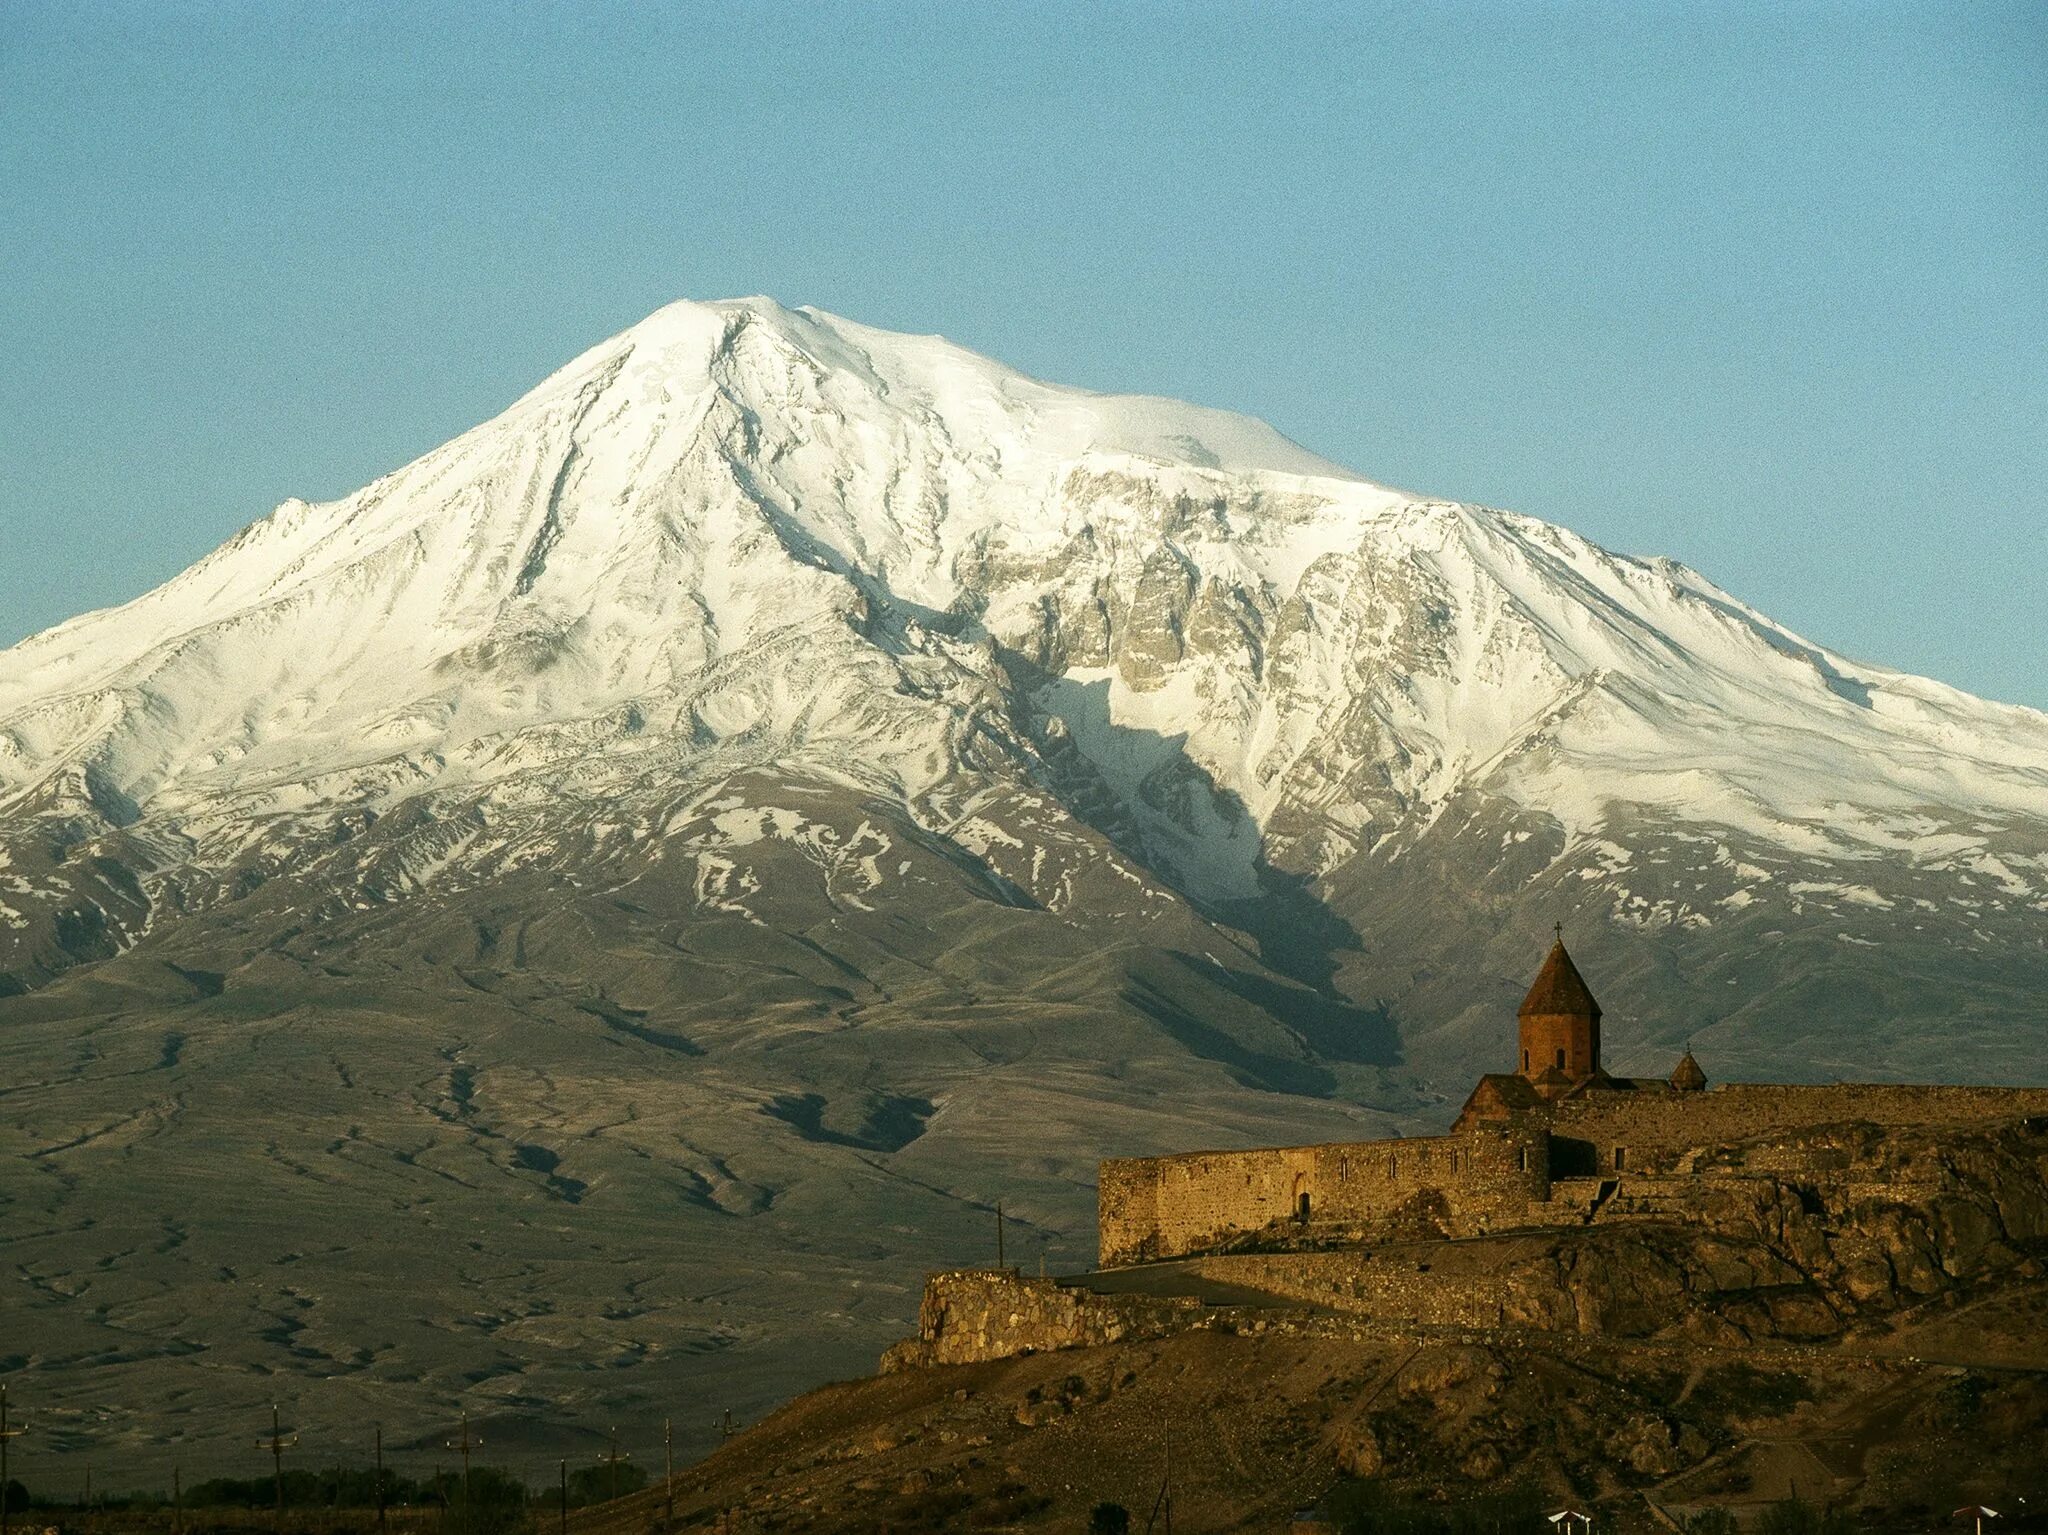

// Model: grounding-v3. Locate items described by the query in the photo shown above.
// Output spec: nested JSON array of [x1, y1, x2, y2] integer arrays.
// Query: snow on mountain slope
[[1, 295, 2044, 1019], [9, 296, 2048, 1492], [0, 300, 1366, 812]]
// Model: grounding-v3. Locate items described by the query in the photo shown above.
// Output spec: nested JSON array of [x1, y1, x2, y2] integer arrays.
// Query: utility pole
[[1144, 1424, 1171, 1534], [0, 1385, 25, 1535], [602, 1428, 630, 1504], [663, 1418, 674, 1532], [374, 1426, 386, 1535], [256, 1405, 297, 1532], [172, 1468, 181, 1535], [557, 1460, 567, 1535], [446, 1411, 480, 1507], [995, 1200, 1005, 1269], [1164, 1426, 1172, 1535]]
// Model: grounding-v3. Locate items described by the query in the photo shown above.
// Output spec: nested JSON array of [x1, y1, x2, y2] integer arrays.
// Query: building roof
[[1455, 1068, 1677, 1128], [1456, 1073, 1545, 1124], [1670, 1050, 1707, 1091], [1518, 938, 1602, 1020]]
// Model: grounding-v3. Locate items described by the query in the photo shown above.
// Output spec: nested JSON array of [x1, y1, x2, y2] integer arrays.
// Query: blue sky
[[3, 1, 2043, 705]]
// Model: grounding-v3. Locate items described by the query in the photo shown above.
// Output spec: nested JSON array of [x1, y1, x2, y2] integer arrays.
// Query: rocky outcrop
[[882, 1271, 1210, 1370]]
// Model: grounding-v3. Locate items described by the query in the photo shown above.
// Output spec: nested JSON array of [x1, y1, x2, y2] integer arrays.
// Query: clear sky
[[3, 2, 2043, 706]]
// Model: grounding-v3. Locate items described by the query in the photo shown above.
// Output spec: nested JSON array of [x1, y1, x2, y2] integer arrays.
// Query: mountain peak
[[615, 292, 809, 349], [513, 296, 1371, 490], [1, 298, 2042, 886]]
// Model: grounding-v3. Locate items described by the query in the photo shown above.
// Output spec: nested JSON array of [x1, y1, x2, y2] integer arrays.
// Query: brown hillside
[[566, 1280, 2048, 1534]]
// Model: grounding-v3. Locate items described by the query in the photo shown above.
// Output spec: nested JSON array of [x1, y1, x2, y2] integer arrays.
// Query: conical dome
[[1670, 1050, 1707, 1092], [1515, 936, 1604, 1081], [1518, 939, 1601, 1020]]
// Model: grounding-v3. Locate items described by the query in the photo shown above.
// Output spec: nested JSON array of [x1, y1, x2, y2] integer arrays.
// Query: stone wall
[[1173, 1117, 2048, 1335], [1098, 1123, 1550, 1267], [1163, 1224, 1842, 1344], [1179, 1250, 1516, 1331], [1543, 1083, 2048, 1177], [895, 1115, 2048, 1369], [1096, 1081, 2048, 1272], [891, 1084, 2048, 1376]]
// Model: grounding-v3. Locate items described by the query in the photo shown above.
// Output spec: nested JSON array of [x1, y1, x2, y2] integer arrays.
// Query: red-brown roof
[[1670, 1050, 1707, 1091], [1518, 939, 1602, 1020]]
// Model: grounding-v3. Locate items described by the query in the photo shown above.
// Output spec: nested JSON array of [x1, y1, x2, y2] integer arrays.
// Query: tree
[[439, 1466, 531, 1535], [563, 1462, 647, 1508]]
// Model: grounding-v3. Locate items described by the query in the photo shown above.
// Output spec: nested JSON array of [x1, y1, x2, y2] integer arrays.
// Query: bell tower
[[1517, 928, 1602, 1083]]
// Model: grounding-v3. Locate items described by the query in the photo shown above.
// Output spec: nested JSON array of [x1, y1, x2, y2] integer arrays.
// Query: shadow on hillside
[[994, 650, 1401, 1077], [709, 498, 1402, 1081], [1121, 963, 1340, 1097], [765, 1091, 936, 1152]]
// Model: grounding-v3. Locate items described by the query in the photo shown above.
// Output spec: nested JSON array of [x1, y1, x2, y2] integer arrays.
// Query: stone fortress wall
[[1102, 1080, 2048, 1266], [906, 1107, 2048, 1372], [1098, 1122, 1550, 1267], [1530, 1081, 2048, 1176], [895, 940, 2048, 1372]]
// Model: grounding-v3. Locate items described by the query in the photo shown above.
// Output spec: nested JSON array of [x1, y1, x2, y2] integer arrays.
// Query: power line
[[255, 1405, 298, 1532]]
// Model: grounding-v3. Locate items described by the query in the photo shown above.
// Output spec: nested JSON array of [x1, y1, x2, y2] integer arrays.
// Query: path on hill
[[1060, 1260, 1342, 1310]]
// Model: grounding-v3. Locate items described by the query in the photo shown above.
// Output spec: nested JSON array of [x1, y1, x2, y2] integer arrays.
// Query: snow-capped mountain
[[6, 297, 2046, 1474], [4, 297, 2043, 1070]]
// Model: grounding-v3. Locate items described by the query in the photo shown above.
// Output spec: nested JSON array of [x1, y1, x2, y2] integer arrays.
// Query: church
[[889, 936, 2048, 1380], [1095, 936, 2048, 1267], [1456, 930, 1706, 1121]]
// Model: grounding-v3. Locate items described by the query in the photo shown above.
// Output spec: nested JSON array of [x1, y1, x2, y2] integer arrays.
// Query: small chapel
[[1452, 931, 1707, 1129]]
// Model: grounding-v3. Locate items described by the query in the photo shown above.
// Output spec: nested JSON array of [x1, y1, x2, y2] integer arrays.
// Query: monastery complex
[[1097, 937, 2048, 1268], [889, 939, 2048, 1371]]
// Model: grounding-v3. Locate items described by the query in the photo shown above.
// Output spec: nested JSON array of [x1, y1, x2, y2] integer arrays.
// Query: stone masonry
[[895, 939, 2048, 1370], [1098, 939, 2048, 1266]]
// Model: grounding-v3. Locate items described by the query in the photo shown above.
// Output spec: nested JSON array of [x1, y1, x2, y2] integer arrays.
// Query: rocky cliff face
[[571, 1295, 2048, 1530]]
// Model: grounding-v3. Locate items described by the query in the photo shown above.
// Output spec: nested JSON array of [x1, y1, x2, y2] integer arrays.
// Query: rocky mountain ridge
[[1, 297, 2043, 1477], [5, 300, 2045, 1082]]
